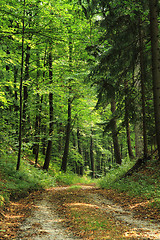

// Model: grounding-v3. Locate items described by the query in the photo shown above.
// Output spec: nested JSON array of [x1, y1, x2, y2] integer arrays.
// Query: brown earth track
[[1, 185, 160, 239]]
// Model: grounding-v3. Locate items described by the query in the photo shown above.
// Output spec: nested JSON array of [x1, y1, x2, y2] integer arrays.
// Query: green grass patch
[[98, 158, 160, 208], [68, 185, 82, 190], [0, 153, 55, 205], [54, 171, 97, 186]]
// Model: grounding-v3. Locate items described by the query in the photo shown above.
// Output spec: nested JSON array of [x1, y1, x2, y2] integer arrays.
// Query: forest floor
[[1, 184, 160, 240]]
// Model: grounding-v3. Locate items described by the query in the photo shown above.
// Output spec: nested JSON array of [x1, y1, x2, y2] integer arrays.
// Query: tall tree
[[16, 0, 25, 170], [43, 41, 54, 171], [124, 81, 134, 159], [139, 18, 148, 159], [61, 28, 72, 172], [110, 94, 122, 165], [149, 0, 160, 159], [90, 129, 95, 178]]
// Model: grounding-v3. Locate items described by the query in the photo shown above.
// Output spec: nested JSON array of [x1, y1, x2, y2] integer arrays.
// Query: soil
[[1, 185, 160, 240]]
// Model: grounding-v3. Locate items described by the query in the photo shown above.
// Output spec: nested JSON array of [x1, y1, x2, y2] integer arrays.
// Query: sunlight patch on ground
[[5, 214, 24, 219], [124, 228, 160, 239], [129, 200, 154, 209], [67, 202, 99, 209]]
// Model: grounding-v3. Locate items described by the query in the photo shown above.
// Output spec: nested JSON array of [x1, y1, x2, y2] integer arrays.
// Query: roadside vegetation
[[0, 151, 96, 208], [1, 148, 160, 211], [98, 155, 160, 209]]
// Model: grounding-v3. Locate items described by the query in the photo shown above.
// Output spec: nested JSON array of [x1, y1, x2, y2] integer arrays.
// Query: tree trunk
[[13, 66, 19, 135], [125, 81, 134, 159], [34, 52, 41, 165], [149, 0, 160, 159], [17, 0, 25, 171], [14, 66, 18, 112], [139, 19, 148, 159], [40, 46, 47, 156], [90, 130, 95, 178], [135, 122, 143, 158], [61, 27, 73, 172], [43, 42, 53, 171], [77, 128, 83, 176], [22, 44, 30, 137], [61, 98, 71, 172], [111, 96, 122, 165]]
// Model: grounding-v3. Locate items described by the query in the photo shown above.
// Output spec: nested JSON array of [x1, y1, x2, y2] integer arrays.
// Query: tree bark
[[22, 44, 30, 137], [124, 81, 134, 159], [149, 0, 160, 159], [77, 128, 83, 176], [43, 42, 53, 171], [135, 122, 143, 158], [139, 19, 148, 159], [61, 27, 73, 172], [111, 96, 122, 165], [17, 0, 25, 171], [90, 129, 95, 178], [61, 98, 71, 172], [33, 52, 41, 165]]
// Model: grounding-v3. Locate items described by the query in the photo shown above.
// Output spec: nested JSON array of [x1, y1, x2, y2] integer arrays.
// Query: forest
[[1, 0, 159, 175], [0, 0, 160, 239]]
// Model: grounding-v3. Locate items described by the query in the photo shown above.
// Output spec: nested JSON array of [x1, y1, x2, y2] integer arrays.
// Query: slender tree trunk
[[61, 27, 73, 172], [139, 19, 148, 159], [17, 0, 25, 171], [13, 66, 19, 135], [34, 52, 41, 165], [77, 128, 83, 176], [72, 132, 78, 174], [22, 44, 30, 137], [135, 122, 143, 158], [14, 67, 18, 111], [90, 129, 95, 178], [40, 46, 47, 156], [149, 0, 160, 159], [125, 81, 134, 159], [61, 98, 71, 172], [43, 42, 53, 171], [111, 96, 122, 165]]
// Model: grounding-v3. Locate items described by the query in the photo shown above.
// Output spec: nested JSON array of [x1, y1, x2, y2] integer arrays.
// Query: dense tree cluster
[[0, 0, 159, 176]]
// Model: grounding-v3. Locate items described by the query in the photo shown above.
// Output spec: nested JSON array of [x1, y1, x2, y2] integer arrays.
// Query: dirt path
[[89, 193, 160, 239], [14, 185, 160, 239], [16, 190, 80, 240]]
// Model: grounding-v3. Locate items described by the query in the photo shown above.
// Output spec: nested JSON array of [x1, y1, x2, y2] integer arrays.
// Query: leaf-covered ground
[[1, 185, 160, 240]]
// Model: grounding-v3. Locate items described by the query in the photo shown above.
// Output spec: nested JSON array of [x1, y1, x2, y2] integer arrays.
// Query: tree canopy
[[0, 0, 159, 176]]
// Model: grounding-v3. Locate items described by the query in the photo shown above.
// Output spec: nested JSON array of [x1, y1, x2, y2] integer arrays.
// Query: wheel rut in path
[[16, 188, 81, 240], [88, 192, 160, 239]]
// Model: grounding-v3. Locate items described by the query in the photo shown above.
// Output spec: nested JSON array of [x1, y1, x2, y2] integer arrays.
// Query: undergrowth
[[0, 151, 96, 207], [98, 157, 160, 208], [54, 171, 97, 186], [0, 153, 55, 206]]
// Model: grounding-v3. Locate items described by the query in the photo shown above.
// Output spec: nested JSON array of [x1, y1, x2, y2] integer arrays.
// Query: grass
[[98, 157, 160, 208], [54, 171, 97, 186], [0, 152, 55, 205], [0, 151, 96, 207]]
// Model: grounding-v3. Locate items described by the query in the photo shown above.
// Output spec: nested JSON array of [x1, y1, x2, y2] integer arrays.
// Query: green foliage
[[68, 185, 82, 190], [0, 153, 55, 204], [55, 172, 97, 186], [98, 158, 160, 207], [0, 0, 158, 200], [98, 159, 136, 189]]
